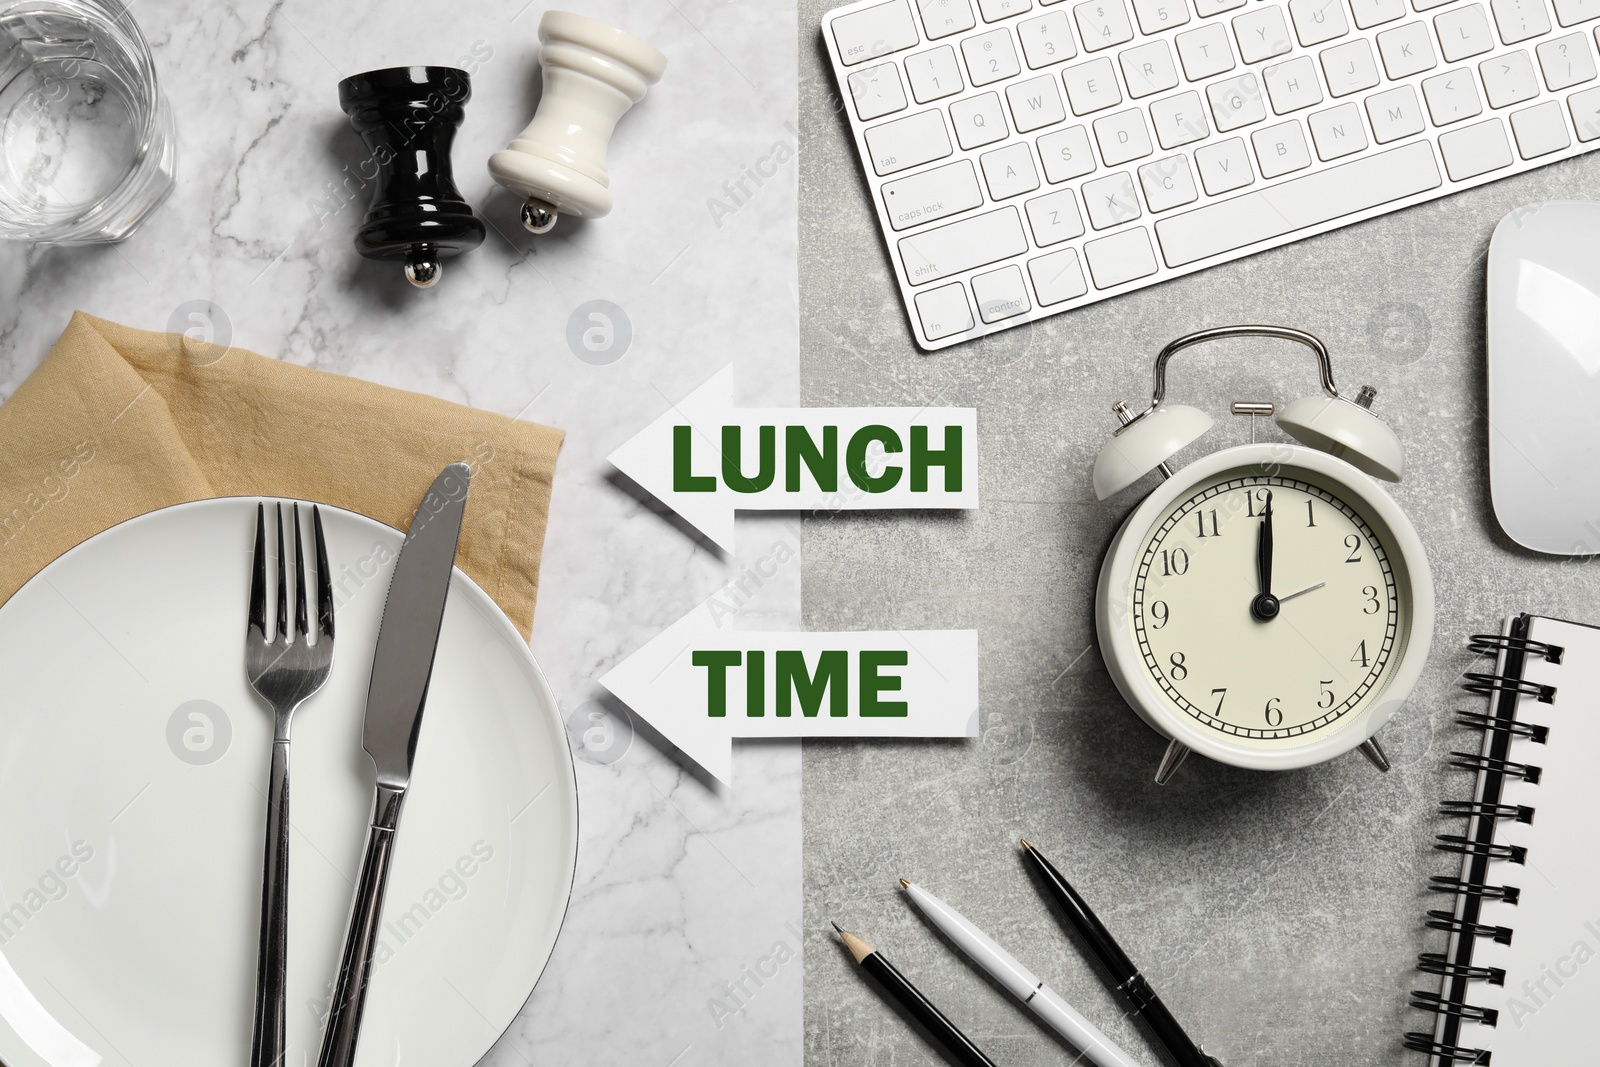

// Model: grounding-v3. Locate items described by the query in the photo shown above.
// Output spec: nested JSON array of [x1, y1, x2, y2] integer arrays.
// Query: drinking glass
[[0, 0, 175, 243]]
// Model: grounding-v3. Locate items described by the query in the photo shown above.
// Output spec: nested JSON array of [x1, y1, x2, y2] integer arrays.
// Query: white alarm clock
[[1093, 326, 1434, 783]]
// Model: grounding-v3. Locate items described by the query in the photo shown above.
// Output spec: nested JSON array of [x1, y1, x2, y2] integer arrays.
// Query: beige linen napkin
[[0, 312, 562, 639]]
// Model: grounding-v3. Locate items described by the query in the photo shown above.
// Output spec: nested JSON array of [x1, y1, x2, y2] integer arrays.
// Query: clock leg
[[1357, 737, 1391, 772], [1154, 738, 1191, 785]]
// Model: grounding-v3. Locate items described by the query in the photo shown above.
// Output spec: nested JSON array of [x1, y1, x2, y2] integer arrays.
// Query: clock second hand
[[1278, 581, 1327, 604]]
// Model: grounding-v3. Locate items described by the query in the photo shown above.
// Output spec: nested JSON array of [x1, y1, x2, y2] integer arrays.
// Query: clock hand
[[1278, 581, 1326, 604], [1250, 491, 1279, 622]]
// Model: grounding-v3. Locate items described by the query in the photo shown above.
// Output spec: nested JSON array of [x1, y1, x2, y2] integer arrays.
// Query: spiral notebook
[[1406, 614, 1600, 1065]]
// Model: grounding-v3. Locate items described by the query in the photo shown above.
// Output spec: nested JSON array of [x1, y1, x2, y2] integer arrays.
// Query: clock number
[[1169, 652, 1188, 680], [1305, 499, 1316, 527], [1195, 509, 1219, 538], [1150, 600, 1169, 629], [1160, 548, 1189, 576], [1344, 534, 1363, 563], [1351, 640, 1370, 669], [1362, 585, 1380, 615], [1211, 687, 1227, 714], [1318, 680, 1336, 709], [1245, 488, 1271, 517], [1264, 696, 1283, 727]]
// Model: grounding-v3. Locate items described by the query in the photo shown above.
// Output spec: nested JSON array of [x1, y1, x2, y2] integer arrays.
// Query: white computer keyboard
[[823, 0, 1600, 349]]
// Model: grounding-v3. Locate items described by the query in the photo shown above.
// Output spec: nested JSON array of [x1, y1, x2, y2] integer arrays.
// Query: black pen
[[1021, 839, 1222, 1067], [833, 922, 999, 1067]]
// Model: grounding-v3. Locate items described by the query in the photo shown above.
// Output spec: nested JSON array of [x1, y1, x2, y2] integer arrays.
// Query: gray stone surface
[[796, 7, 1600, 1063]]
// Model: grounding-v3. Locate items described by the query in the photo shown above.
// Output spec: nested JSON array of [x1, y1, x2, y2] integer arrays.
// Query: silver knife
[[316, 463, 471, 1067]]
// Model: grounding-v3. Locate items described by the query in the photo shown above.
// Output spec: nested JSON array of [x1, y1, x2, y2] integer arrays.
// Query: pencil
[[832, 921, 1000, 1067]]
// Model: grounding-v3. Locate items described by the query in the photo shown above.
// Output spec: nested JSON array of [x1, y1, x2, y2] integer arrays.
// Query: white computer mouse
[[1487, 200, 1600, 555]]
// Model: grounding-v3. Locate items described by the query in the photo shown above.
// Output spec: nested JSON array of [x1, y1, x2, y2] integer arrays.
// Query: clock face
[[1128, 466, 1411, 745]]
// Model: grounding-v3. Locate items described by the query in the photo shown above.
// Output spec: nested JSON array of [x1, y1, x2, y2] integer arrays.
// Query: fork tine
[[293, 503, 309, 641], [313, 505, 335, 640], [275, 502, 289, 642], [249, 503, 267, 637]]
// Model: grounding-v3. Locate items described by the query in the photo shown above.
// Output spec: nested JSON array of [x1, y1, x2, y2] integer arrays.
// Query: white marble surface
[[0, 0, 802, 1062]]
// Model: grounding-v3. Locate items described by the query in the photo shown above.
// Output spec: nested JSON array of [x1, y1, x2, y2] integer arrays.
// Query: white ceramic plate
[[0, 498, 577, 1066]]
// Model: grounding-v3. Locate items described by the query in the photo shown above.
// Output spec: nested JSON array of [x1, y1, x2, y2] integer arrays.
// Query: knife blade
[[317, 462, 471, 1067]]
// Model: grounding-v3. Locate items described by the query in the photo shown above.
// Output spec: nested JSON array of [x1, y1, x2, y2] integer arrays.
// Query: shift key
[[899, 207, 1029, 284], [882, 161, 984, 231]]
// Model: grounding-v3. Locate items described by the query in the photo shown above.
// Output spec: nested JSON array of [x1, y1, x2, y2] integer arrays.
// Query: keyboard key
[[1194, 0, 1247, 18], [1366, 83, 1427, 139], [1234, 6, 1295, 60], [1037, 124, 1099, 178], [865, 109, 955, 174], [1195, 136, 1256, 192], [881, 160, 986, 230], [1423, 68, 1485, 123], [850, 63, 910, 120], [1492, 0, 1553, 42], [1308, 101, 1370, 157], [950, 92, 1009, 147], [1075, 0, 1137, 49], [1554, 0, 1600, 24], [1063, 55, 1125, 112], [1481, 49, 1541, 105], [1082, 170, 1144, 227], [979, 0, 1035, 19], [1573, 82, 1600, 139], [1094, 108, 1156, 162], [1138, 154, 1201, 209], [1436, 5, 1497, 61], [980, 141, 1043, 195], [1538, 32, 1597, 87], [1121, 40, 1181, 95], [1265, 55, 1325, 112], [919, 0, 978, 37], [1378, 22, 1438, 77], [1084, 227, 1159, 286], [1008, 74, 1070, 129], [971, 264, 1033, 321], [1350, 0, 1406, 25], [1289, 0, 1351, 44], [1208, 72, 1268, 130], [906, 47, 966, 102], [898, 206, 1030, 283], [964, 27, 1024, 83], [1026, 188, 1087, 242], [1133, 0, 1192, 33], [914, 282, 975, 339], [1154, 140, 1441, 265], [1510, 98, 1573, 154], [1413, 0, 1456, 12], [1176, 23, 1237, 77], [834, 1, 921, 65], [1028, 247, 1090, 303], [1018, 10, 1080, 66], [1252, 119, 1313, 175], [1151, 90, 1212, 146], [1322, 38, 1382, 94], [1437, 116, 1514, 176]]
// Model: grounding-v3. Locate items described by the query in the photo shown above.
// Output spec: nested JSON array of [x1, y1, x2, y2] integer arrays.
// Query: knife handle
[[317, 784, 405, 1067]]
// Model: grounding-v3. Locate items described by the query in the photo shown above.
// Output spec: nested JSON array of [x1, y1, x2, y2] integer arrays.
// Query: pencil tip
[[830, 920, 843, 934], [1020, 837, 1032, 851], [899, 878, 910, 889]]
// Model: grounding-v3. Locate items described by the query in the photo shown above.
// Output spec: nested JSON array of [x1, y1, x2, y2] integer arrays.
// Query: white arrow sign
[[609, 365, 978, 552], [599, 592, 979, 785]]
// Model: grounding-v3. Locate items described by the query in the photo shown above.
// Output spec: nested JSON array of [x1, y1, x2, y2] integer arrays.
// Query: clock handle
[[1154, 739, 1190, 785]]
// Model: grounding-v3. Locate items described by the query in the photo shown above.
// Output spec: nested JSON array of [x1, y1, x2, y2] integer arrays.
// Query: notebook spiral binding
[[1402, 625, 1565, 1065]]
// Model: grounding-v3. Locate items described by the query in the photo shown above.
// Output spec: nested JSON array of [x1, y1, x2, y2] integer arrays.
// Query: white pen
[[900, 878, 1145, 1067]]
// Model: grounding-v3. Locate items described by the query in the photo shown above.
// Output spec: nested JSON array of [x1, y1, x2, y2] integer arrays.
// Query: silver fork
[[246, 502, 335, 1067]]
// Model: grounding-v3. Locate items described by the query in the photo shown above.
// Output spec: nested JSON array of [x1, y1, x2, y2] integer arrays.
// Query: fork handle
[[251, 740, 291, 1067], [317, 784, 405, 1067]]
